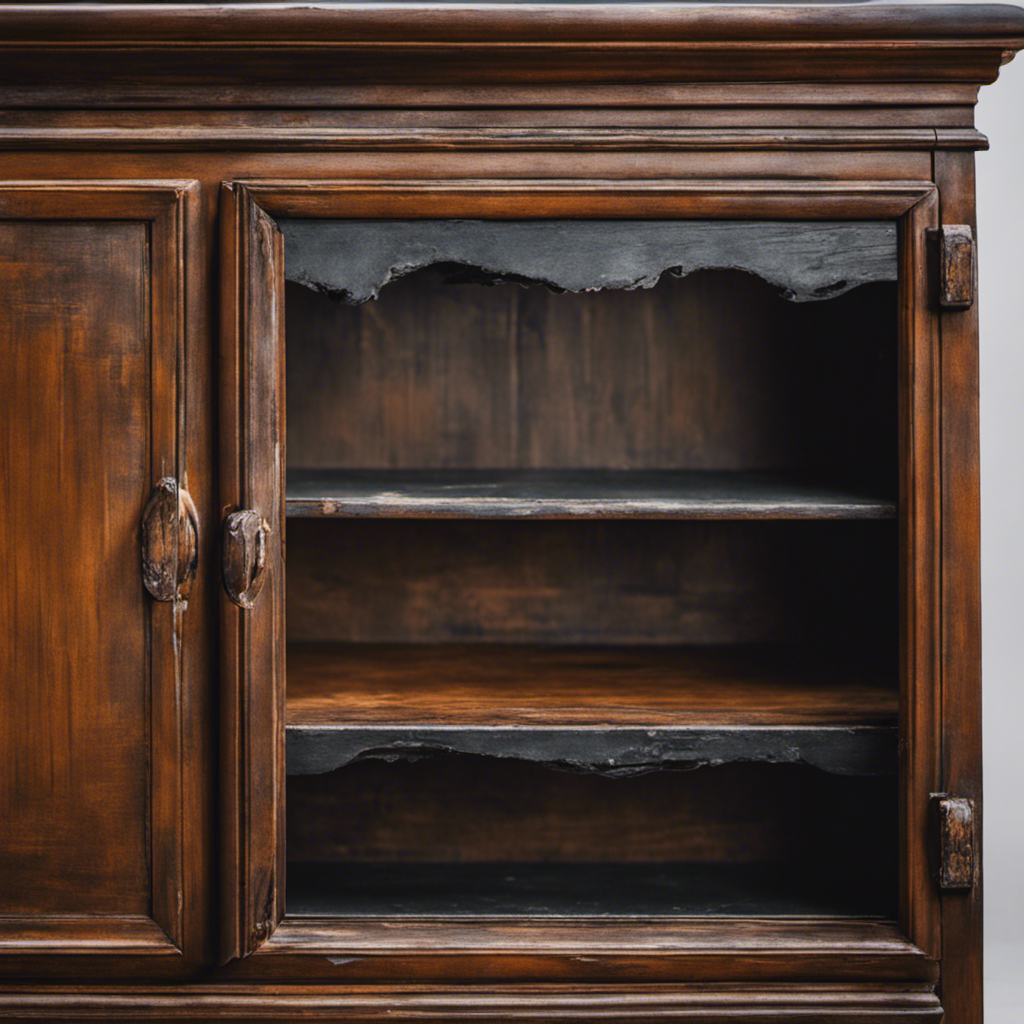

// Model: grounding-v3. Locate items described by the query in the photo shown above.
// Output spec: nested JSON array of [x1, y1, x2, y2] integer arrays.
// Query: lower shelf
[[286, 644, 897, 776], [286, 862, 896, 918]]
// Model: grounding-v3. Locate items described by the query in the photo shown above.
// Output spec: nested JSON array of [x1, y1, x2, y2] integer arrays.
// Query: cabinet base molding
[[0, 983, 942, 1022]]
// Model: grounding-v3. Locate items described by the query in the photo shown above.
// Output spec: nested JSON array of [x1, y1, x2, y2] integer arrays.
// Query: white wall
[[969, 15, 1024, 1021]]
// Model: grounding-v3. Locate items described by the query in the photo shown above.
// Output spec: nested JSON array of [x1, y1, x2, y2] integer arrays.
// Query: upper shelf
[[286, 469, 896, 520]]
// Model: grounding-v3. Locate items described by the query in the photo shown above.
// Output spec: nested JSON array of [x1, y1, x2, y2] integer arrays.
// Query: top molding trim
[[0, 3, 1022, 95], [0, 3, 1022, 45]]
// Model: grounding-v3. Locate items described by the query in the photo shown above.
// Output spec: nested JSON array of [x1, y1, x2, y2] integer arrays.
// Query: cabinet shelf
[[286, 861, 895, 919], [286, 643, 897, 777], [286, 469, 896, 520]]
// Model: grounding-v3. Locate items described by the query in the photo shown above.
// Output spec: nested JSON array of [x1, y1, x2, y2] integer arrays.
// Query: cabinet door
[[0, 182, 198, 963], [219, 183, 287, 960]]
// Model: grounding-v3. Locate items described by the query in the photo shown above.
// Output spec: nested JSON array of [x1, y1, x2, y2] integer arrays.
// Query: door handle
[[222, 509, 270, 609], [142, 478, 199, 602]]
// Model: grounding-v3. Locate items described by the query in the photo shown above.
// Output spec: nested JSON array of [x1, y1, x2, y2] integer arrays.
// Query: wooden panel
[[286, 469, 896, 520], [286, 519, 899, 651], [933, 149, 983, 1024], [286, 272, 897, 481], [287, 758, 896, 870], [0, 182, 196, 963], [0, 219, 150, 916]]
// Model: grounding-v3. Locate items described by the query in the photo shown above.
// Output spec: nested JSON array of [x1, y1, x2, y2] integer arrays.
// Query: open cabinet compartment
[[281, 217, 900, 922], [220, 180, 941, 977]]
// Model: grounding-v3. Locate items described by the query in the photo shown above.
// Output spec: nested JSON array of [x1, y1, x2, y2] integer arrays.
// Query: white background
[[965, 9, 1024, 1019]]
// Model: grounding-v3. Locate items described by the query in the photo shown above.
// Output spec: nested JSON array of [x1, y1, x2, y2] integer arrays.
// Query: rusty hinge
[[931, 794, 976, 891], [937, 224, 976, 310], [141, 477, 199, 602]]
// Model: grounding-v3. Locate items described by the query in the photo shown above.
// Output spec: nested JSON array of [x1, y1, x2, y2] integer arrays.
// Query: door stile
[[897, 189, 943, 961], [219, 183, 287, 961], [148, 183, 197, 953]]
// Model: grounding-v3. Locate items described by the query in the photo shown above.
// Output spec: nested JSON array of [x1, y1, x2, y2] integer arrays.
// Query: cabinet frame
[[220, 176, 947, 981]]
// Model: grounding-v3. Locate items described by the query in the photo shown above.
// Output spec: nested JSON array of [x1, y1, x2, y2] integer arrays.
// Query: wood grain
[[286, 470, 896, 520], [0, 982, 945, 1022], [286, 271, 897, 483], [287, 644, 896, 729], [219, 183, 287, 960], [934, 148, 984, 1024], [0, 218, 150, 917], [285, 644, 897, 775], [0, 183, 196, 969], [0, 4, 1020, 97], [287, 757, 896, 870], [285, 518, 899, 650]]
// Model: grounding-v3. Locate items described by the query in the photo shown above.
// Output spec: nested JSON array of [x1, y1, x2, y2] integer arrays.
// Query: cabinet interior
[[282, 219, 900, 921]]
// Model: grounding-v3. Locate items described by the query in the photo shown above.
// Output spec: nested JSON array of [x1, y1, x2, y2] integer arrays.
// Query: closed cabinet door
[[0, 182, 200, 971]]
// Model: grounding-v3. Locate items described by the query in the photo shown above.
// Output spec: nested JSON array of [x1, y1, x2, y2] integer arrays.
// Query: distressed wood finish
[[285, 470, 896, 520], [287, 643, 896, 728], [285, 270, 897, 481], [0, 3, 1021, 98], [0, 182, 198, 969], [242, 176, 932, 971], [0, 982, 945, 1022], [933, 148, 985, 1024], [285, 644, 897, 775], [938, 224, 976, 309], [220, 183, 287, 961], [287, 759, 894, 868], [933, 796, 976, 891], [282, 219, 897, 303], [0, 3, 1018, 1021], [141, 478, 199, 602]]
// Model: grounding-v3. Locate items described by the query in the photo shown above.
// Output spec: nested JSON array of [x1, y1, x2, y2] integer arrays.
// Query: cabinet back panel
[[0, 221, 150, 915], [288, 757, 895, 867], [286, 519, 897, 654], [286, 272, 896, 483]]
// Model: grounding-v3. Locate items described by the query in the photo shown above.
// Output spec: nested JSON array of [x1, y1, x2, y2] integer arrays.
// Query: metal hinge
[[936, 224, 976, 310], [931, 794, 976, 891]]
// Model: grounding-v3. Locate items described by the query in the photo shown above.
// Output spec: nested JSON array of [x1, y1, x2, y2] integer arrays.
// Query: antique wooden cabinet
[[1, 4, 1022, 1022]]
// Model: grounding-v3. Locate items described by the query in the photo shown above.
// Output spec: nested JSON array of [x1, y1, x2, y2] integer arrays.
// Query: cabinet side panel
[[934, 150, 983, 1024], [0, 220, 151, 915]]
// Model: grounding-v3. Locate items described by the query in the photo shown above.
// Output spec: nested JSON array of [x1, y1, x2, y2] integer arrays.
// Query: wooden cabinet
[[0, 4, 1021, 1022]]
